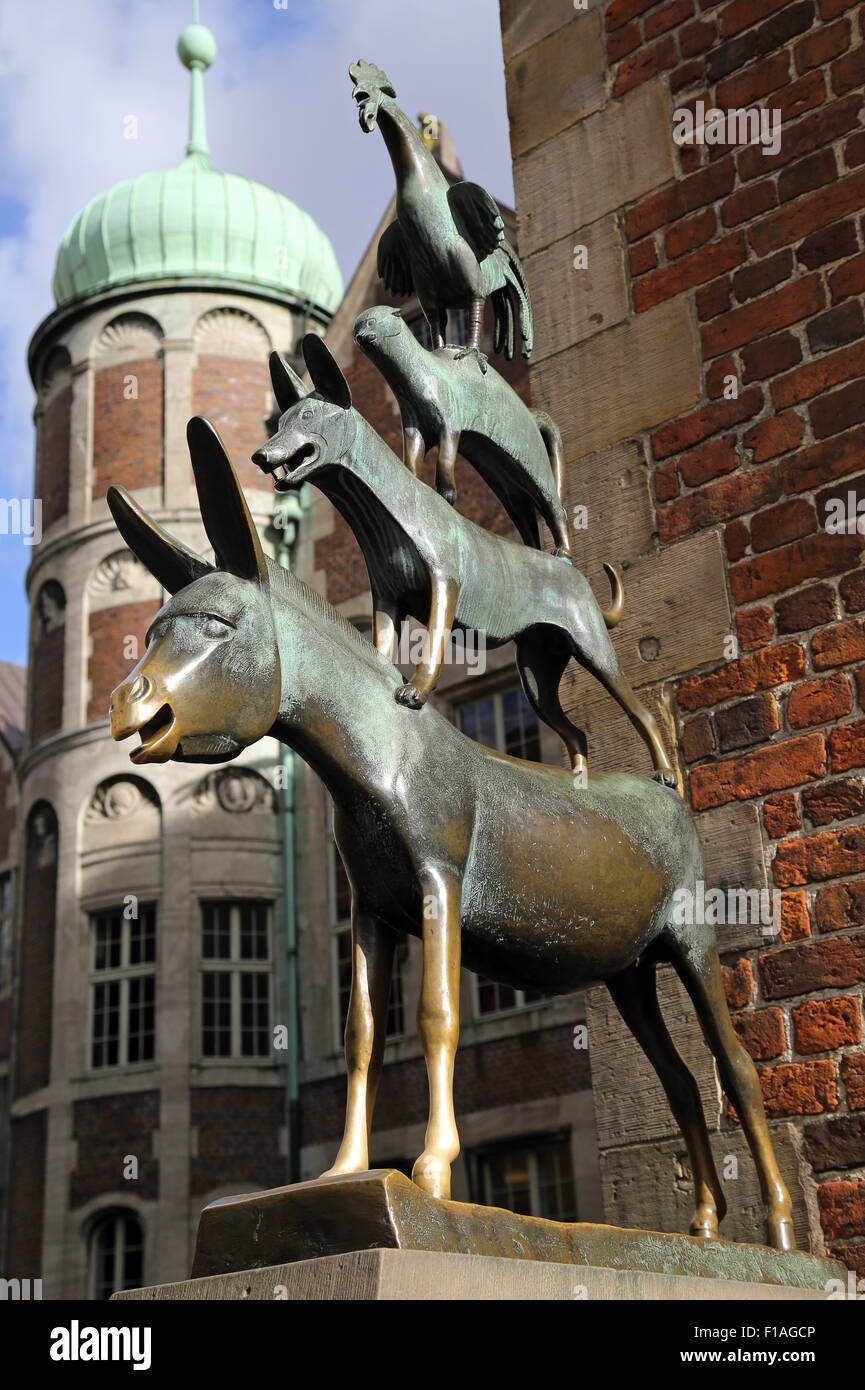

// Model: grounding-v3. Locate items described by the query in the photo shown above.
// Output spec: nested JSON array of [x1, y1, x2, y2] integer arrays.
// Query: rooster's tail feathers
[[494, 242, 533, 359]]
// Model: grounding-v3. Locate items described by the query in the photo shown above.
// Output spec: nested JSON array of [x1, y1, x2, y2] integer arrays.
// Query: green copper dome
[[52, 23, 342, 317]]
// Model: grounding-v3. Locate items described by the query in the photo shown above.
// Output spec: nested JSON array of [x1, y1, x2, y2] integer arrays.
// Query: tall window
[[331, 838, 405, 1047], [474, 1137, 577, 1222], [0, 872, 12, 993], [201, 900, 273, 1059], [88, 1211, 144, 1300], [89, 905, 156, 1069], [457, 686, 541, 762], [409, 306, 470, 349], [474, 978, 549, 1016]]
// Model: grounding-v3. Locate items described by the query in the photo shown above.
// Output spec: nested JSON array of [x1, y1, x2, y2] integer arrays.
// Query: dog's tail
[[602, 562, 624, 628], [532, 410, 564, 502]]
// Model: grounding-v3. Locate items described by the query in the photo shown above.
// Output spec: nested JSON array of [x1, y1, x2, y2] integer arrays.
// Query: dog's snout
[[252, 443, 288, 470]]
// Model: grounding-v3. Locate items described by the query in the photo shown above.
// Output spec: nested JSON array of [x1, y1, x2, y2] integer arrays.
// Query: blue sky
[[0, 0, 514, 665]]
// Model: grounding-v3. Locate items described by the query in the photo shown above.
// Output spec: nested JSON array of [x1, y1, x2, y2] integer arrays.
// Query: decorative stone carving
[[27, 803, 58, 866], [36, 580, 66, 633], [88, 550, 160, 610], [194, 768, 276, 814], [86, 778, 158, 824], [194, 307, 271, 361], [97, 313, 163, 360]]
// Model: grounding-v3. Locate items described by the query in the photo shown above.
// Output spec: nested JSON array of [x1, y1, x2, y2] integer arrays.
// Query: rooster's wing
[[447, 182, 505, 262], [377, 221, 414, 297]]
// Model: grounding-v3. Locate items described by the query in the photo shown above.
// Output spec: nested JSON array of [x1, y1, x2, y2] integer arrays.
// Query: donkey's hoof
[[439, 485, 457, 506], [690, 1206, 719, 1241], [767, 1213, 796, 1251], [412, 1151, 451, 1200], [554, 547, 573, 563], [652, 767, 678, 789], [396, 682, 428, 710]]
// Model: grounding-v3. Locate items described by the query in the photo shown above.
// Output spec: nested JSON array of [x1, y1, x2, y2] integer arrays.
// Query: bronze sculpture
[[352, 305, 570, 555], [109, 419, 794, 1251], [252, 334, 674, 782], [349, 58, 533, 370]]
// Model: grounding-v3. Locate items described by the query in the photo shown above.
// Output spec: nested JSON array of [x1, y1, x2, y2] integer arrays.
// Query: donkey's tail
[[602, 562, 624, 628], [532, 410, 564, 502]]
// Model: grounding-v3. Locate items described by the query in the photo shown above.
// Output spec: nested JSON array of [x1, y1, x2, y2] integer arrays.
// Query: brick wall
[[502, 0, 865, 1265], [92, 359, 163, 500], [70, 1092, 159, 1207], [87, 600, 161, 724], [14, 807, 57, 1099], [190, 1087, 285, 1195], [0, 757, 15, 863], [192, 355, 272, 493], [35, 384, 72, 531], [6, 1110, 46, 1277], [29, 624, 64, 747]]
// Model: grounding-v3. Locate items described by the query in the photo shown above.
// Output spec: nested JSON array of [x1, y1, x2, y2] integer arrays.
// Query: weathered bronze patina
[[108, 419, 794, 1251]]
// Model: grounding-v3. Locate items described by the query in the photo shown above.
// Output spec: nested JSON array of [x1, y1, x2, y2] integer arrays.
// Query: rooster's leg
[[453, 296, 489, 373]]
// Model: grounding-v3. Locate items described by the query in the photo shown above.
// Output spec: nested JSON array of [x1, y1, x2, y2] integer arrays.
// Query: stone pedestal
[[113, 1170, 843, 1301]]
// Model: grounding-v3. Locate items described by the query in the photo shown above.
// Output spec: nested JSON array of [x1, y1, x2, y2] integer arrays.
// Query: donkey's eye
[[301, 409, 315, 421], [202, 616, 232, 639]]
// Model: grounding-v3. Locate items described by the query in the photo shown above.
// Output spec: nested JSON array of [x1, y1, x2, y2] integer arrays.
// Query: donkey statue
[[107, 417, 795, 1252]]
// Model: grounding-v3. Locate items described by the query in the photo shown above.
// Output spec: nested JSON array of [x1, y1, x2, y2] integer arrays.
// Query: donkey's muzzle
[[110, 674, 180, 762]]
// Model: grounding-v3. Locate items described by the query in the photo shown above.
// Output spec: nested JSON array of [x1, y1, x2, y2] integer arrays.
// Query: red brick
[[734, 1006, 786, 1059], [781, 426, 865, 493], [634, 232, 745, 312], [751, 166, 865, 258], [727, 517, 751, 560], [659, 465, 780, 543], [831, 41, 865, 95], [719, 0, 793, 37], [651, 386, 763, 458], [794, 996, 861, 1054], [671, 59, 705, 94], [759, 1059, 838, 1116], [840, 569, 865, 613], [818, 1180, 865, 1240], [739, 92, 864, 183], [193, 356, 274, 494], [92, 359, 163, 499], [690, 732, 825, 810], [742, 331, 803, 383], [36, 384, 71, 531], [88, 601, 161, 724], [772, 826, 865, 886], [607, 22, 641, 64], [829, 249, 865, 303], [696, 275, 733, 320], [645, 0, 694, 38], [677, 640, 804, 712], [629, 237, 658, 277], [706, 353, 738, 398], [722, 179, 778, 228], [665, 207, 717, 261], [813, 618, 865, 669], [855, 665, 865, 710], [701, 275, 826, 358], [762, 934, 865, 1000], [846, 128, 865, 166], [730, 532, 863, 603], [737, 604, 773, 650], [679, 436, 741, 486], [612, 36, 677, 97], [811, 379, 865, 440], [802, 774, 865, 824], [842, 1052, 865, 1107], [732, 249, 794, 303], [781, 887, 812, 938], [797, 217, 859, 270], [789, 672, 854, 727], [778, 148, 838, 203], [764, 791, 802, 837], [681, 16, 716, 54], [772, 338, 865, 410], [714, 691, 780, 751], [807, 298, 865, 353], [743, 411, 804, 462], [795, 15, 852, 72], [830, 717, 865, 771], [625, 158, 736, 241], [723, 956, 754, 1008], [816, 879, 865, 932], [830, 1242, 865, 1275], [776, 582, 836, 634], [606, 0, 657, 30], [681, 711, 715, 762], [716, 50, 791, 111], [751, 497, 816, 552], [774, 67, 828, 123]]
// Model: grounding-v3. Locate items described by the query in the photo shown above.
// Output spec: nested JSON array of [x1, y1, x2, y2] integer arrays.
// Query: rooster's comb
[[349, 59, 396, 98]]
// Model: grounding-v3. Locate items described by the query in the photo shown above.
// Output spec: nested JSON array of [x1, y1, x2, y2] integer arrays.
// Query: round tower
[[8, 22, 341, 1298]]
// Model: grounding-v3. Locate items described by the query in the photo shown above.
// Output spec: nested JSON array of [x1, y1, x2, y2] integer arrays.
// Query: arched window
[[87, 1210, 144, 1300]]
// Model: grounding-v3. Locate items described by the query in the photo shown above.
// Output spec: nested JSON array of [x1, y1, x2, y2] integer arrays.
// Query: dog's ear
[[302, 334, 352, 410], [269, 351, 309, 413]]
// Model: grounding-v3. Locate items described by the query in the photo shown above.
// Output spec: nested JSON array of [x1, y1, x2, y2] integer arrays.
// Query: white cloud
[[0, 0, 512, 662]]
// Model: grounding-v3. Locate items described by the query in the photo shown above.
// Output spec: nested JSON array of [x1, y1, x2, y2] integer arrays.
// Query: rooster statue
[[350, 59, 533, 372]]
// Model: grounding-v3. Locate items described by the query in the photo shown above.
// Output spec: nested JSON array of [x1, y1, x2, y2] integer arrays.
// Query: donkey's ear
[[269, 351, 309, 413], [186, 417, 269, 587], [107, 486, 214, 595], [302, 334, 352, 409]]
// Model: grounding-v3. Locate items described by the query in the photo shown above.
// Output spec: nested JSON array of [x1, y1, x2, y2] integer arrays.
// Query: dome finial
[[177, 3, 216, 165]]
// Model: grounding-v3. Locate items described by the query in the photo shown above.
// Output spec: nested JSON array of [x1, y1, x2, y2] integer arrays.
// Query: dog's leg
[[412, 866, 462, 1200], [435, 427, 461, 507], [374, 596, 399, 661], [516, 634, 588, 776], [395, 573, 458, 709], [404, 426, 425, 476]]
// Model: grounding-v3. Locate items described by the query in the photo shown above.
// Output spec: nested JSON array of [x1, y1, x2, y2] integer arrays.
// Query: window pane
[[501, 687, 541, 762], [128, 907, 156, 967], [93, 914, 122, 972], [91, 980, 120, 1068], [127, 975, 155, 1064], [486, 1147, 532, 1217], [477, 978, 516, 1015], [240, 972, 270, 1057], [239, 902, 269, 961], [202, 972, 232, 1057], [202, 902, 231, 960], [459, 696, 497, 749]]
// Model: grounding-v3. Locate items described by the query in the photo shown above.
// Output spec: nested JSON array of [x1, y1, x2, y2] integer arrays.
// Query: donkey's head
[[108, 418, 281, 764], [251, 335, 356, 491]]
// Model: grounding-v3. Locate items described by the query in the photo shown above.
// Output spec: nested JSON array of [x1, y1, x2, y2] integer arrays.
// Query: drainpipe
[[271, 485, 307, 1184]]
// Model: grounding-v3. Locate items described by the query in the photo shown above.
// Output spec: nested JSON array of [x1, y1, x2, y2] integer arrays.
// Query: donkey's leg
[[607, 962, 726, 1239], [404, 426, 425, 476], [435, 427, 461, 506], [396, 574, 458, 709], [516, 634, 588, 775], [571, 619, 675, 784], [321, 909, 396, 1178], [373, 594, 399, 662], [670, 939, 795, 1251], [412, 868, 462, 1200]]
